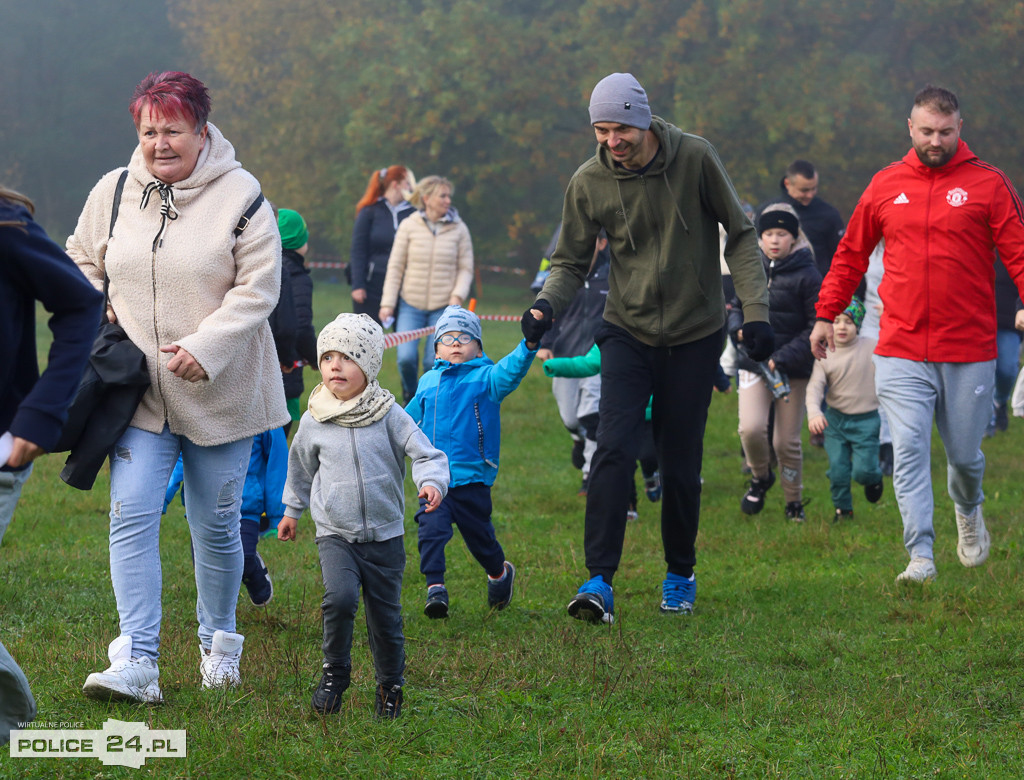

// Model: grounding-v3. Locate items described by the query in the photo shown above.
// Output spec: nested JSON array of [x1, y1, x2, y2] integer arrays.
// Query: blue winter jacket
[[406, 339, 536, 487]]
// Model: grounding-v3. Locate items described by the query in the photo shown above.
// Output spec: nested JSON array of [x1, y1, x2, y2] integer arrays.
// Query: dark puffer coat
[[728, 246, 821, 379]]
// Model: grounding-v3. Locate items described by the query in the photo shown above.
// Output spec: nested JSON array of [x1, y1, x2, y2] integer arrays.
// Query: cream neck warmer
[[307, 380, 394, 428]]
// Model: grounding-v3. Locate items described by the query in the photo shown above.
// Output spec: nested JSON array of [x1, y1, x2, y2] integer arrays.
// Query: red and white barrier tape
[[476, 314, 521, 322], [382, 326, 435, 349], [305, 260, 528, 276], [380, 313, 520, 349]]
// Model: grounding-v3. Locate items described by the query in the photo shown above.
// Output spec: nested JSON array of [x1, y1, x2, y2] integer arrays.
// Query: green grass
[[3, 279, 1024, 778]]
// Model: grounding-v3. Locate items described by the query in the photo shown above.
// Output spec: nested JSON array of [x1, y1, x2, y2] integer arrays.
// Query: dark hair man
[[522, 73, 772, 624], [811, 85, 1024, 583]]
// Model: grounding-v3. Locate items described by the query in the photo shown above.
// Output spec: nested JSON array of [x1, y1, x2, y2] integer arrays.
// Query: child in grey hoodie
[[280, 313, 448, 719]]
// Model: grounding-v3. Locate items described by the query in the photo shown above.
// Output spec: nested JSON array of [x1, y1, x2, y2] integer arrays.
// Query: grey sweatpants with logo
[[873, 355, 994, 561]]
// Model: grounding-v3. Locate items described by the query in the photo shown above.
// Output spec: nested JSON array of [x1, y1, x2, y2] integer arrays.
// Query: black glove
[[742, 320, 775, 362], [521, 299, 554, 344]]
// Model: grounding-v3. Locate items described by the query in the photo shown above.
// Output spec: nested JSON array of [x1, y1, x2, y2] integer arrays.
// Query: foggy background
[[4, 0, 1023, 266]]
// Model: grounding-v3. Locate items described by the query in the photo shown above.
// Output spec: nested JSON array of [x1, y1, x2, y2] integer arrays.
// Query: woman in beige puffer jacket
[[379, 176, 473, 401]]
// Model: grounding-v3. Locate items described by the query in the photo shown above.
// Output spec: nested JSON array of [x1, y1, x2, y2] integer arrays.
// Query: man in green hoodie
[[522, 72, 772, 624]]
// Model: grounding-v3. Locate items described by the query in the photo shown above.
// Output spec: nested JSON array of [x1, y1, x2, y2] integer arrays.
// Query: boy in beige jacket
[[806, 298, 884, 520]]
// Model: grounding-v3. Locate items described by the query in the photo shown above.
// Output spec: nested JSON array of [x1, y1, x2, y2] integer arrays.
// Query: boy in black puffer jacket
[[729, 204, 822, 521]]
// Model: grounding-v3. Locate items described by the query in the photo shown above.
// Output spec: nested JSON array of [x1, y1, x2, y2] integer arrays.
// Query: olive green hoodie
[[538, 116, 768, 347]]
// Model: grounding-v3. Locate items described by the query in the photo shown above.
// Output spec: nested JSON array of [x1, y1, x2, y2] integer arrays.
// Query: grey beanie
[[317, 313, 384, 382], [433, 305, 482, 347], [588, 73, 651, 130]]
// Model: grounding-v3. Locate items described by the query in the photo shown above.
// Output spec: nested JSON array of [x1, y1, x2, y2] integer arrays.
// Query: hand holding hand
[[809, 320, 835, 360], [521, 299, 554, 344]]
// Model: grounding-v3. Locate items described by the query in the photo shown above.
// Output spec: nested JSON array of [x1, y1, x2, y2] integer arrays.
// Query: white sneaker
[[200, 630, 244, 689], [83, 635, 162, 703], [895, 557, 938, 583], [956, 506, 991, 567]]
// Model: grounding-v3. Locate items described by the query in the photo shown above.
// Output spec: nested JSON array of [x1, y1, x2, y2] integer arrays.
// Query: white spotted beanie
[[317, 313, 384, 382]]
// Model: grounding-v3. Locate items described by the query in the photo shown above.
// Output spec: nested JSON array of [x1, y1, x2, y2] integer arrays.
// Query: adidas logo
[[893, 192, 910, 205]]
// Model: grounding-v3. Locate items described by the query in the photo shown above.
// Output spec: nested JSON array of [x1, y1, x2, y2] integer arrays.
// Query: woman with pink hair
[[67, 71, 288, 703]]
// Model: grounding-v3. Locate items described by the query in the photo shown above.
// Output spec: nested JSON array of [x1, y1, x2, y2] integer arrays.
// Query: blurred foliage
[[4, 0, 1024, 265], [0, 0, 184, 237]]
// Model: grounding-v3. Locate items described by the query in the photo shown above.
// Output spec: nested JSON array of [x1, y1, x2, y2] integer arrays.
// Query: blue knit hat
[[433, 305, 482, 347]]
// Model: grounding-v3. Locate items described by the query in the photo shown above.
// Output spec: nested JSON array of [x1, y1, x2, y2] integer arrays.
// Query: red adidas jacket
[[817, 140, 1024, 362]]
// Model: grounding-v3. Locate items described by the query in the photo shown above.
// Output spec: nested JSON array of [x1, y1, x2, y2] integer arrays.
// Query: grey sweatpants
[[873, 355, 994, 560]]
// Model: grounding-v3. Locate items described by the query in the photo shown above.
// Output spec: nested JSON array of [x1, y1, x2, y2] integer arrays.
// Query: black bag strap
[[108, 169, 129, 240], [103, 169, 130, 310], [234, 192, 265, 236]]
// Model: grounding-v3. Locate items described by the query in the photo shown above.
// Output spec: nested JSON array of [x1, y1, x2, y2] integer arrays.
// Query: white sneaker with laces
[[895, 557, 938, 583], [200, 630, 244, 689], [83, 635, 162, 703], [955, 506, 990, 567]]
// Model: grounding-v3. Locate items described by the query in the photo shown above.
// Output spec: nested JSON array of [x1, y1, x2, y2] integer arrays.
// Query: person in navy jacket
[[349, 166, 415, 324], [1, 185, 102, 744]]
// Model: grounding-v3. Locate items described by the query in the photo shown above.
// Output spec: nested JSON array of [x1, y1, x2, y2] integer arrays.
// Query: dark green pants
[[824, 408, 882, 511]]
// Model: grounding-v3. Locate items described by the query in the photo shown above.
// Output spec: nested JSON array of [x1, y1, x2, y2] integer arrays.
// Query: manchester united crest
[[946, 187, 968, 207]]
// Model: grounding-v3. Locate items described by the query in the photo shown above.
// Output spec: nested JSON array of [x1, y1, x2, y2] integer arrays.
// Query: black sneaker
[[571, 438, 585, 469], [864, 481, 884, 503], [834, 508, 854, 522], [375, 684, 403, 719], [487, 561, 515, 610], [740, 470, 775, 514], [311, 662, 350, 714], [242, 551, 273, 606], [424, 585, 449, 619], [784, 501, 806, 522]]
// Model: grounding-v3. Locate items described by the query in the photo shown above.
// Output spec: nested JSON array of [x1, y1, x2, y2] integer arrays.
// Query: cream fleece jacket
[[380, 211, 473, 311], [66, 123, 289, 446], [805, 335, 879, 419]]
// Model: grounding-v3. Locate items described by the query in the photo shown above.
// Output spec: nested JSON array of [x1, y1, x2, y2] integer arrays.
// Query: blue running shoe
[[424, 585, 449, 619], [487, 561, 515, 610], [660, 572, 695, 615], [567, 575, 614, 624]]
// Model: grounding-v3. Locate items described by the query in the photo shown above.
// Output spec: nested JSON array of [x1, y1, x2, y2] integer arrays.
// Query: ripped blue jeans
[[107, 425, 253, 660]]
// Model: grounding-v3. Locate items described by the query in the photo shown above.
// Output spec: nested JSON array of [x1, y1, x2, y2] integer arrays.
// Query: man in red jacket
[[811, 85, 1024, 584]]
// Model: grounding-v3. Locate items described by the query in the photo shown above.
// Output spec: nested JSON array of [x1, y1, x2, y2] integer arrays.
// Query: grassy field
[[2, 277, 1023, 779]]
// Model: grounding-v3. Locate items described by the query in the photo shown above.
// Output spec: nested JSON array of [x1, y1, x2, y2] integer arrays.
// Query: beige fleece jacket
[[380, 211, 473, 311], [66, 123, 289, 446], [806, 335, 879, 419]]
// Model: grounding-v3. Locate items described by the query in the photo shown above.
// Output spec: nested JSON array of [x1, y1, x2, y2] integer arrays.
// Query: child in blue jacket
[[406, 306, 538, 618]]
